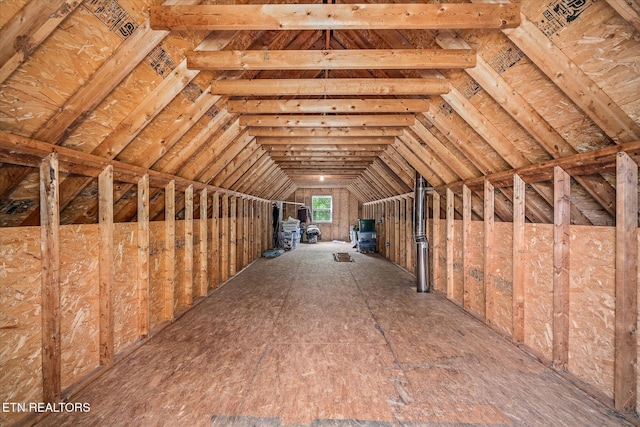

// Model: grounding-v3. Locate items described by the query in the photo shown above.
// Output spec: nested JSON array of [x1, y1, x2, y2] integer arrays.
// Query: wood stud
[[39, 153, 61, 403]]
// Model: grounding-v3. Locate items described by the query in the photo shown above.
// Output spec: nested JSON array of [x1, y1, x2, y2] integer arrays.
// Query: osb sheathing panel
[[435, 218, 447, 294], [466, 220, 485, 319], [523, 223, 554, 361], [504, 4, 613, 151], [523, 0, 640, 123], [59, 224, 100, 389], [113, 222, 139, 355], [466, 31, 610, 152], [174, 220, 186, 313], [115, 76, 214, 165], [0, 6, 121, 136], [452, 220, 463, 305], [192, 220, 203, 298], [568, 225, 615, 400], [148, 220, 165, 330], [446, 65, 551, 165], [0, 226, 42, 426], [492, 221, 513, 337]]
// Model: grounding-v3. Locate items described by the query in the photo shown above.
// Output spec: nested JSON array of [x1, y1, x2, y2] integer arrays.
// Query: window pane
[[312, 195, 332, 222]]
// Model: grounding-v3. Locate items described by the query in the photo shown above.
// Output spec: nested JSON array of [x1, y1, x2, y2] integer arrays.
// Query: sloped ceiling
[[0, 0, 639, 227]]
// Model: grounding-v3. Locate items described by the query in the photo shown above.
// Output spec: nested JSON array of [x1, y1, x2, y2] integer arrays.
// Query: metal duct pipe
[[414, 171, 430, 293]]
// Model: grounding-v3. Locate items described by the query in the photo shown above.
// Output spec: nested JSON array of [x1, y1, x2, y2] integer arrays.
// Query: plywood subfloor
[[38, 242, 631, 427]]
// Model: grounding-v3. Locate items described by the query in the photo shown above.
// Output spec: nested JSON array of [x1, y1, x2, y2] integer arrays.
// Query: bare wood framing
[[0, 131, 270, 202], [0, 0, 82, 84], [233, 99, 430, 114], [248, 126, 403, 137], [614, 152, 638, 413], [164, 181, 176, 322], [244, 115, 414, 128], [432, 190, 441, 292], [40, 153, 60, 403], [137, 174, 150, 339], [184, 185, 194, 308], [257, 136, 396, 145], [553, 166, 571, 369], [512, 174, 525, 344], [188, 49, 476, 70], [211, 192, 220, 289], [151, 4, 520, 30], [484, 180, 494, 325], [229, 196, 237, 276], [462, 185, 472, 311], [220, 195, 229, 282], [99, 166, 114, 366], [446, 188, 455, 301], [199, 188, 208, 297], [212, 78, 449, 96], [605, 0, 640, 33], [436, 140, 640, 192]]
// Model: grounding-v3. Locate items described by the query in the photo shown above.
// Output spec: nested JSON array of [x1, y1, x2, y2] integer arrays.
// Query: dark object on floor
[[263, 249, 285, 258]]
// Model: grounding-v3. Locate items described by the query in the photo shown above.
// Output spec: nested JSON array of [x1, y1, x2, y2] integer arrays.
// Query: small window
[[312, 195, 332, 223]]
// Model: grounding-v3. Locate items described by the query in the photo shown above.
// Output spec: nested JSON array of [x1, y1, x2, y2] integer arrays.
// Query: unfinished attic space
[[2, 0, 640, 425]]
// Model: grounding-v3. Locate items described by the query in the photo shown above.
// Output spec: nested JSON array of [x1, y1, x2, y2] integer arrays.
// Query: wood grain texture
[[35, 242, 631, 427]]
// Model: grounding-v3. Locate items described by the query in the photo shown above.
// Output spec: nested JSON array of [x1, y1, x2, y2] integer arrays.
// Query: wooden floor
[[39, 241, 631, 427]]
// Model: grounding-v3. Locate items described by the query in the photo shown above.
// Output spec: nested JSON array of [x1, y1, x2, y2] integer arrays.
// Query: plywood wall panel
[[522, 1, 640, 124], [523, 223, 553, 361], [0, 6, 122, 136], [568, 225, 616, 400], [436, 218, 447, 293], [113, 222, 139, 354], [149, 220, 165, 330], [59, 224, 100, 389], [174, 220, 185, 312], [193, 219, 203, 299], [0, 227, 42, 426], [466, 220, 485, 318], [452, 220, 464, 305], [492, 222, 513, 337]]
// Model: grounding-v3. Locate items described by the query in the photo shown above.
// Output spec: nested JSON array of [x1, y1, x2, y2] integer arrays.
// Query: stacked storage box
[[281, 218, 301, 250], [357, 219, 376, 254]]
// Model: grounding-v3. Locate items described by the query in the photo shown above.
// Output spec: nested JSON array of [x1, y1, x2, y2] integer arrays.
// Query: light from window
[[312, 195, 332, 223]]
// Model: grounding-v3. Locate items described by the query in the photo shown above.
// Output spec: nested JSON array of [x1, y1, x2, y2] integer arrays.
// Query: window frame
[[311, 195, 333, 223]]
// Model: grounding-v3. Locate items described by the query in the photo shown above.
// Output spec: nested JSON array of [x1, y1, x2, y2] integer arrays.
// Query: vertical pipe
[[414, 171, 430, 293]]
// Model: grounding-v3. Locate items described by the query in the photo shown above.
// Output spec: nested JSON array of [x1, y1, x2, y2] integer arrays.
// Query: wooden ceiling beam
[[257, 136, 394, 145], [188, 49, 476, 70], [248, 126, 403, 137], [212, 78, 449, 96], [269, 155, 378, 161], [233, 99, 429, 115], [243, 114, 414, 127], [151, 4, 520, 31], [261, 144, 388, 152]]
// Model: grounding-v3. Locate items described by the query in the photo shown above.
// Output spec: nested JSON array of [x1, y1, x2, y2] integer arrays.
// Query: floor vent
[[333, 252, 353, 262]]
